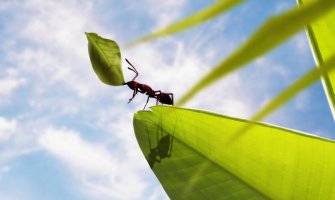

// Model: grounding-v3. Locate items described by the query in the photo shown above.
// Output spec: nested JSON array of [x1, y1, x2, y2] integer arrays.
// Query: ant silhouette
[[123, 59, 174, 110], [146, 134, 174, 169], [145, 119, 174, 169]]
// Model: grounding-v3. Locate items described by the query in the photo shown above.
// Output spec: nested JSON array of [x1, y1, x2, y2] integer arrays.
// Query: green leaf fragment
[[176, 0, 335, 106], [85, 32, 125, 86], [134, 106, 335, 199]]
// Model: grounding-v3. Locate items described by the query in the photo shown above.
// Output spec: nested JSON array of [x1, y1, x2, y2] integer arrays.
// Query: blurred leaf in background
[[175, 0, 335, 106], [128, 0, 245, 46], [299, 0, 335, 119]]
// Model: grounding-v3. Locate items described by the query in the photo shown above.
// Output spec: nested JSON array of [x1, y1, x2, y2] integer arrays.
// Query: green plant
[[87, 0, 335, 199]]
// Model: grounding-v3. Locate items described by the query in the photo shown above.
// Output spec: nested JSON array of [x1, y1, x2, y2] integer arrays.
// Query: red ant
[[123, 59, 174, 110]]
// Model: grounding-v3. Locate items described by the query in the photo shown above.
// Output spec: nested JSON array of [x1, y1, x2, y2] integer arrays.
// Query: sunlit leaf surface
[[86, 32, 125, 86], [299, 0, 335, 119], [127, 0, 245, 46], [176, 0, 335, 106], [133, 106, 335, 200]]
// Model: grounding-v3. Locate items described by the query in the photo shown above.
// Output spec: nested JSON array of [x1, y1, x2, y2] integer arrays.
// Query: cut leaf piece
[[86, 32, 125, 86], [134, 106, 335, 200], [299, 0, 335, 120], [176, 0, 335, 106]]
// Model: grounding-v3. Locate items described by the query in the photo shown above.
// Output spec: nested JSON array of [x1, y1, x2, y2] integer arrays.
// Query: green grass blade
[[252, 53, 335, 122], [134, 106, 335, 199], [85, 32, 125, 86], [127, 0, 245, 46], [176, 0, 335, 106], [299, 0, 335, 119], [232, 53, 335, 138]]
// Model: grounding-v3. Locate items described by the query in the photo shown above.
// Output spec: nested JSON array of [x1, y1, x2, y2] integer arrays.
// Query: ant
[[123, 59, 174, 110]]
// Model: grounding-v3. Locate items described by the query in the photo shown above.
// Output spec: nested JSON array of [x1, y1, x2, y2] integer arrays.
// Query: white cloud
[[0, 68, 25, 101], [0, 77, 23, 97], [0, 165, 10, 173], [145, 0, 188, 29], [39, 127, 116, 174], [39, 127, 149, 200], [254, 57, 289, 79], [294, 90, 311, 111], [275, 1, 293, 13], [292, 33, 310, 55], [0, 117, 17, 142], [4, 0, 103, 99]]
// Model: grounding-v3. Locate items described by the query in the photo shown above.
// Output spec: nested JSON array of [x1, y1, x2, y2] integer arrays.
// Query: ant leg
[[170, 93, 174, 105], [128, 90, 135, 103], [156, 154, 161, 163], [153, 91, 161, 106], [128, 88, 138, 103], [167, 134, 174, 157], [143, 96, 150, 110]]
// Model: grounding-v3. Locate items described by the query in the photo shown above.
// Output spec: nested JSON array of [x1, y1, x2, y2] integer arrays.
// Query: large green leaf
[[176, 0, 335, 106], [86, 32, 125, 86], [299, 0, 335, 119], [134, 106, 335, 199], [127, 0, 245, 46]]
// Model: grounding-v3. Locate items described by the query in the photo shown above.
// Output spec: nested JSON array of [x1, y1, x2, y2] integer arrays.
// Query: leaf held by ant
[[85, 32, 125, 86]]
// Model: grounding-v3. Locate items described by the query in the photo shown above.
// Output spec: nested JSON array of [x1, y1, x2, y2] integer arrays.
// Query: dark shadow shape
[[145, 111, 176, 169], [146, 134, 174, 169]]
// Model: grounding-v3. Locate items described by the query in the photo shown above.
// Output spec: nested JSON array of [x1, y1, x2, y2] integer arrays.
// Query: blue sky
[[0, 0, 334, 199]]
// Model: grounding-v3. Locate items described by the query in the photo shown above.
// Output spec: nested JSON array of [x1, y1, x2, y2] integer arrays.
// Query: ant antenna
[[125, 58, 138, 81]]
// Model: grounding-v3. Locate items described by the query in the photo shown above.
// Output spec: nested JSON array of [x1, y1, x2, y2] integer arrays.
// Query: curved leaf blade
[[86, 32, 125, 86], [231, 53, 335, 138], [299, 0, 335, 119], [176, 0, 335, 106], [251, 52, 335, 123], [127, 0, 245, 46], [134, 106, 335, 199]]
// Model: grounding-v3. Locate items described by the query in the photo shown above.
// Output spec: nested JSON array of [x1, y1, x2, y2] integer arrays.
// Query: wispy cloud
[[39, 127, 148, 199], [0, 116, 16, 142], [0, 68, 25, 103], [5, 1, 101, 98], [144, 0, 188, 29], [292, 33, 310, 55]]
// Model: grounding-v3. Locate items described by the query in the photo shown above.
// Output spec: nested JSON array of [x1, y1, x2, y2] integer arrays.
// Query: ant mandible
[[123, 59, 174, 110]]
